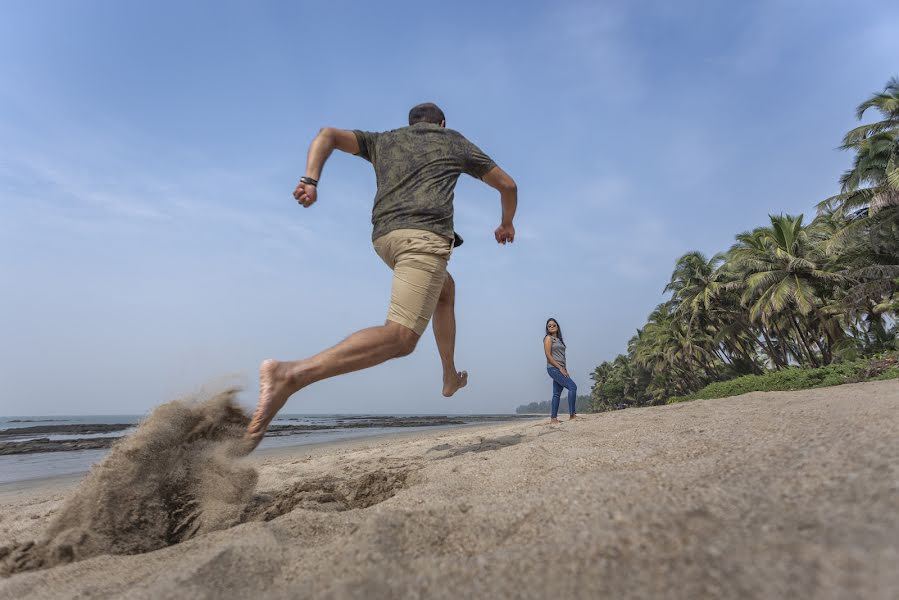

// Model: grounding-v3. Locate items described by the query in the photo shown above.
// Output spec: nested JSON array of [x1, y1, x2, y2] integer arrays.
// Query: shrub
[[667, 353, 898, 404]]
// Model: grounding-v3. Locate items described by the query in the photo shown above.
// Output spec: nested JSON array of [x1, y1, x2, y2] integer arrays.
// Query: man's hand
[[495, 222, 515, 244], [293, 180, 317, 208], [482, 166, 517, 245], [561, 368, 570, 377]]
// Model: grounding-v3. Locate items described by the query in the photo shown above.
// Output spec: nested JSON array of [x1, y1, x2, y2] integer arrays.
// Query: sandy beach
[[1, 379, 897, 599]]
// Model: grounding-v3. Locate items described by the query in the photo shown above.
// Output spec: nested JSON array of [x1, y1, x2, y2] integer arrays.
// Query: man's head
[[408, 102, 446, 127]]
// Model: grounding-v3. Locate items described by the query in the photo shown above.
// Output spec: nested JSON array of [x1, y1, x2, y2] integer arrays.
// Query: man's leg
[[245, 229, 451, 451], [432, 272, 467, 397], [244, 321, 419, 451]]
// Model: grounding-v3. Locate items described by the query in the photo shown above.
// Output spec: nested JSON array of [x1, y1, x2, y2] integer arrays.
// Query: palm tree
[[666, 251, 766, 373], [828, 207, 899, 350], [728, 215, 843, 366], [817, 78, 899, 347], [821, 76, 899, 215], [630, 303, 713, 399], [666, 252, 727, 319], [590, 352, 652, 410]]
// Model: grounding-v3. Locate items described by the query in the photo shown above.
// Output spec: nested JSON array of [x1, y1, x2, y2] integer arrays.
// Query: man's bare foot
[[569, 415, 578, 420], [550, 418, 561, 425], [243, 359, 294, 453], [442, 370, 468, 397]]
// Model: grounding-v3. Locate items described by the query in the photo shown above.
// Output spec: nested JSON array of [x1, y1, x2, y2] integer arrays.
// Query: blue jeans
[[547, 367, 577, 418]]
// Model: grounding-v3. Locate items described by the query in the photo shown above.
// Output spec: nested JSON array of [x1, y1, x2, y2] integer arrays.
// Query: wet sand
[[1, 379, 897, 599]]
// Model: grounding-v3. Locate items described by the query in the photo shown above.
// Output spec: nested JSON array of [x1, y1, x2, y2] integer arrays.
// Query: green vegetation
[[590, 78, 899, 412], [668, 353, 898, 403], [516, 395, 593, 414]]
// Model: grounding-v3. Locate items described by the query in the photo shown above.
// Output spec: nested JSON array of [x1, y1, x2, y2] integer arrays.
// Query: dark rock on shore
[[0, 424, 133, 440], [264, 416, 467, 437], [0, 415, 539, 455], [0, 438, 117, 456]]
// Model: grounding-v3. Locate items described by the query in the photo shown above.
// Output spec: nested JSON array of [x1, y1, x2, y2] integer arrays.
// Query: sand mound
[[1, 389, 257, 576]]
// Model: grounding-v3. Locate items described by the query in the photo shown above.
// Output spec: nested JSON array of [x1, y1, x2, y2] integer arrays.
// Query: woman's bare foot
[[442, 370, 468, 397], [243, 359, 296, 453], [550, 418, 561, 425], [569, 415, 578, 420]]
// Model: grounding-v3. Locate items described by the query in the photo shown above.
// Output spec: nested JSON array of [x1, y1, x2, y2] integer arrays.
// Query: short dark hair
[[408, 102, 446, 125]]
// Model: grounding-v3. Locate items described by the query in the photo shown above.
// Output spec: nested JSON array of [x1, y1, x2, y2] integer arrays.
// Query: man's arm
[[481, 166, 518, 244], [293, 128, 360, 208]]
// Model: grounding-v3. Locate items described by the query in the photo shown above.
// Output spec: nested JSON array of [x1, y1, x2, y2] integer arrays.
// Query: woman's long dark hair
[[545, 317, 564, 345]]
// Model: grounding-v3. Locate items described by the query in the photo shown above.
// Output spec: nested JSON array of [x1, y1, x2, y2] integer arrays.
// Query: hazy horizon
[[0, 408, 530, 418]]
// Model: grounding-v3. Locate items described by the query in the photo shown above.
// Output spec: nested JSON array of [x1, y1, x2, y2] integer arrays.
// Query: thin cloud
[[546, 1, 647, 104]]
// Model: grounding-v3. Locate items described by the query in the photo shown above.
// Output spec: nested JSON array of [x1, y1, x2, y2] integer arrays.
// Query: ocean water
[[0, 414, 526, 485]]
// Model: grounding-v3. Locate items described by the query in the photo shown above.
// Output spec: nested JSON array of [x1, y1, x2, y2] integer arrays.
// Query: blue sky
[[1, 0, 897, 416]]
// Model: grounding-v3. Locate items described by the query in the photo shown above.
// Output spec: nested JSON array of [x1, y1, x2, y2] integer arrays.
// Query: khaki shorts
[[373, 228, 453, 335]]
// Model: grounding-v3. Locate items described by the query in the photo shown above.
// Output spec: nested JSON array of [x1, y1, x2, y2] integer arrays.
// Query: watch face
[[453, 232, 464, 248]]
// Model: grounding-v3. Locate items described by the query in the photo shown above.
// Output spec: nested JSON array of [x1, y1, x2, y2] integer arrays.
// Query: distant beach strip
[[0, 415, 535, 456], [0, 414, 540, 485]]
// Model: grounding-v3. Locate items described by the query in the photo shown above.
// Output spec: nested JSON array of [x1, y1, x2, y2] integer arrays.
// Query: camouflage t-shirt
[[353, 123, 497, 241]]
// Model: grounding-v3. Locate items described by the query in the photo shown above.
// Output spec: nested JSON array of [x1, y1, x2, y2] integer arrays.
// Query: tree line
[[515, 396, 594, 415], [590, 77, 899, 411]]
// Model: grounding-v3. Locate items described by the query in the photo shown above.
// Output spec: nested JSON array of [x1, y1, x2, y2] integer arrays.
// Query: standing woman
[[544, 318, 577, 423]]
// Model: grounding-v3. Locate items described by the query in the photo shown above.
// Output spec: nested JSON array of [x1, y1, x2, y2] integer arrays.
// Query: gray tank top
[[546, 335, 566, 369]]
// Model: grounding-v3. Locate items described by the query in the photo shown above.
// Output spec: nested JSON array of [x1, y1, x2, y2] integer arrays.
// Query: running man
[[244, 102, 518, 450]]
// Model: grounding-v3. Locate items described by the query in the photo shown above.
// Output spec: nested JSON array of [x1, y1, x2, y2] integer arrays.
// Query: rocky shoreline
[[265, 416, 468, 436], [0, 438, 115, 455], [0, 424, 133, 440], [0, 415, 536, 456]]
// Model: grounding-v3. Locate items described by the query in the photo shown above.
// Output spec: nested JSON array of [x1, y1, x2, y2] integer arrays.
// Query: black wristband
[[300, 176, 318, 186]]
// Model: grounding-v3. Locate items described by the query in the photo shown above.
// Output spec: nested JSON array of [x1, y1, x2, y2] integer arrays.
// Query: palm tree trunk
[[790, 314, 821, 367], [865, 307, 889, 347], [740, 344, 764, 374], [768, 323, 793, 366], [812, 310, 838, 364], [813, 333, 832, 365], [759, 328, 784, 369]]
